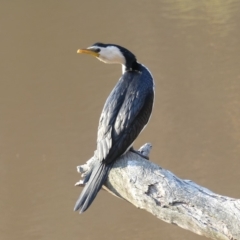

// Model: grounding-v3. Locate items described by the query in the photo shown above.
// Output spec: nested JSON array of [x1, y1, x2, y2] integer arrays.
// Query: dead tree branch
[[75, 143, 240, 240]]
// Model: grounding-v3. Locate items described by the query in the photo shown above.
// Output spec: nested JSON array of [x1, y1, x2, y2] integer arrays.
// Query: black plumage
[[74, 44, 154, 213]]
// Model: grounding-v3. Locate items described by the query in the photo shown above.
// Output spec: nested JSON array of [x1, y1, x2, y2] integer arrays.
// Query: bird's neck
[[123, 60, 141, 73]]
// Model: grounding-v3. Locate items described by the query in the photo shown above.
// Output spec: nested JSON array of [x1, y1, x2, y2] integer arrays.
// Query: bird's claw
[[130, 143, 152, 160]]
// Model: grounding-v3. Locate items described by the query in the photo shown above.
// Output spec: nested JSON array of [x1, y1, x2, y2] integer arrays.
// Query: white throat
[[122, 65, 126, 74], [95, 46, 126, 65]]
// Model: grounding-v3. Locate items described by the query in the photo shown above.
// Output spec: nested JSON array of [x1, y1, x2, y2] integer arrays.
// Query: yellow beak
[[77, 49, 99, 57]]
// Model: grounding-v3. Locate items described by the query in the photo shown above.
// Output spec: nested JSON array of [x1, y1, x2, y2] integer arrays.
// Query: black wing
[[96, 69, 154, 164]]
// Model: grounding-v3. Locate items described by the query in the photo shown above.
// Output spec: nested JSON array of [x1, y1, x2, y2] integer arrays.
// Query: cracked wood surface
[[76, 143, 240, 240]]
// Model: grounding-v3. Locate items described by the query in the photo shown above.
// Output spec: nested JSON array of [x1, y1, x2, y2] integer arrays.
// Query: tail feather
[[74, 161, 112, 213]]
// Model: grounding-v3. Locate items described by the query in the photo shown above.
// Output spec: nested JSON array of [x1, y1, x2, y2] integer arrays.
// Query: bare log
[[75, 143, 240, 240]]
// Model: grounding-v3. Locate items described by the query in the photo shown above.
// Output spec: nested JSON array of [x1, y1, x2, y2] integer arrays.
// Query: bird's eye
[[95, 48, 101, 53]]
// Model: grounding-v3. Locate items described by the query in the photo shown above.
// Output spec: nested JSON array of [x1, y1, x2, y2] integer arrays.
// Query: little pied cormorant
[[74, 43, 155, 213]]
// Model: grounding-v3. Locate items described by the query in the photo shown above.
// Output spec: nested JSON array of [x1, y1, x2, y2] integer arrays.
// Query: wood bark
[[75, 143, 240, 240]]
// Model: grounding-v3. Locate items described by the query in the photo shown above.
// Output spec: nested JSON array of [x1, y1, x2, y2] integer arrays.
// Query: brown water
[[1, 1, 240, 240]]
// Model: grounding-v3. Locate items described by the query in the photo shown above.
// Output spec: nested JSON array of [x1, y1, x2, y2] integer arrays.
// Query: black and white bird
[[74, 43, 155, 213]]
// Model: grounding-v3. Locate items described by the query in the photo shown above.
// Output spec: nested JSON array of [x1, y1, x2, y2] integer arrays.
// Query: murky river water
[[1, 1, 240, 239]]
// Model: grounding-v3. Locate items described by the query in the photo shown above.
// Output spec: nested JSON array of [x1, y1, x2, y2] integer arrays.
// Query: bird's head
[[77, 43, 137, 69]]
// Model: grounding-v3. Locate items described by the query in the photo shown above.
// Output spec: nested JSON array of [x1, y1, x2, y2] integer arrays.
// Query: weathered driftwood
[[75, 143, 240, 240]]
